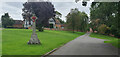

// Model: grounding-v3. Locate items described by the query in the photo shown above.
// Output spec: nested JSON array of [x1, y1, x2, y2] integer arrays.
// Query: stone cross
[[28, 15, 41, 44]]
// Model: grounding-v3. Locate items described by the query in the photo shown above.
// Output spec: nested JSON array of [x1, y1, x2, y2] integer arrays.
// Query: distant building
[[48, 18, 64, 30], [13, 20, 23, 28], [49, 18, 56, 29], [55, 19, 61, 30], [23, 18, 65, 30], [24, 19, 33, 29]]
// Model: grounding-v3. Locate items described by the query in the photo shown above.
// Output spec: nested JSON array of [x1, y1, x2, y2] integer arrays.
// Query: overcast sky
[[0, 0, 94, 22]]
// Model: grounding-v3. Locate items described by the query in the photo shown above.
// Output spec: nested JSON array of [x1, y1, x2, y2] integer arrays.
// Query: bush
[[36, 24, 44, 32], [98, 24, 109, 34], [110, 25, 120, 38]]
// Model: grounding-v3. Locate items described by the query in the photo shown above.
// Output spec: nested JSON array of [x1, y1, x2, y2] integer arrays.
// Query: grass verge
[[90, 33, 120, 48]]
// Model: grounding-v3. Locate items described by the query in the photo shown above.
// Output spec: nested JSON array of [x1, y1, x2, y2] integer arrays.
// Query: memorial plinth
[[28, 16, 41, 44]]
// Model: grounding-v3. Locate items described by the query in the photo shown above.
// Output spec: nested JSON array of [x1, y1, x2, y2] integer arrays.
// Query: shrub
[[98, 24, 109, 34], [110, 25, 120, 38]]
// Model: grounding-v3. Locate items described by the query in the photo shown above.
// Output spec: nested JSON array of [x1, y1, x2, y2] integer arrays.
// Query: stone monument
[[28, 15, 41, 44]]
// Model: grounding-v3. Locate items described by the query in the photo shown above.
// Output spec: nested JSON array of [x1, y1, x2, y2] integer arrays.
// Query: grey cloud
[[5, 2, 23, 9], [1, 2, 23, 20], [52, 2, 91, 21], [1, 1, 91, 21]]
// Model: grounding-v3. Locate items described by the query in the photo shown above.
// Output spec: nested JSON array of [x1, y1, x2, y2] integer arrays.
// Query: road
[[47, 33, 119, 57]]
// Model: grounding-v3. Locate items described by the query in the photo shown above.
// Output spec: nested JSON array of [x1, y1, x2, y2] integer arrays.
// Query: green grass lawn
[[0, 30, 2, 56], [90, 33, 120, 48], [2, 29, 85, 55]]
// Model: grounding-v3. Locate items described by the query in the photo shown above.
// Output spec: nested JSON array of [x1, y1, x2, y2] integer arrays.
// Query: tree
[[22, 2, 55, 31], [55, 11, 65, 24], [66, 8, 77, 33], [66, 8, 88, 32], [90, 2, 120, 37], [98, 24, 109, 34], [1, 13, 14, 28], [55, 11, 62, 18], [82, 1, 87, 6], [79, 12, 89, 32], [75, 0, 87, 6]]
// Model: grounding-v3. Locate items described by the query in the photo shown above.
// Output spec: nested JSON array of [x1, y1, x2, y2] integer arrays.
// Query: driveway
[[47, 33, 119, 57]]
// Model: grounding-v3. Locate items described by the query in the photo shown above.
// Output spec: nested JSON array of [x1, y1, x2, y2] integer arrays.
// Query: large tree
[[90, 2, 120, 37], [66, 9, 77, 33], [75, 0, 87, 6], [55, 11, 65, 24], [22, 2, 55, 31], [1, 13, 14, 28], [66, 8, 88, 32]]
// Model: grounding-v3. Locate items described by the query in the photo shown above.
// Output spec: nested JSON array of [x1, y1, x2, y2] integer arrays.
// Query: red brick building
[[47, 18, 65, 30], [13, 20, 23, 28]]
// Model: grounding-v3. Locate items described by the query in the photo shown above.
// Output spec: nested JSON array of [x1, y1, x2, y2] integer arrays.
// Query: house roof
[[14, 20, 23, 25], [55, 19, 61, 24], [49, 18, 61, 24]]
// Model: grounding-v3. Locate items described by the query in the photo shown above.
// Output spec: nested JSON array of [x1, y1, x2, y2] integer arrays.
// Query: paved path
[[0, 28, 3, 30], [50, 33, 119, 55], [0, 28, 2, 30]]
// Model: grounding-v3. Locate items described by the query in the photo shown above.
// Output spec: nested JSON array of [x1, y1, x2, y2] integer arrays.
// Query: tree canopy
[[22, 2, 55, 31], [90, 2, 120, 37], [1, 13, 14, 28], [55, 11, 65, 24], [66, 8, 89, 32]]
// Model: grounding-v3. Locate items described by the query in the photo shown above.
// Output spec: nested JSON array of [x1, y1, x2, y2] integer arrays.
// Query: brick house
[[55, 19, 62, 30], [13, 20, 23, 28], [23, 18, 65, 30], [49, 18, 56, 29], [48, 18, 64, 30]]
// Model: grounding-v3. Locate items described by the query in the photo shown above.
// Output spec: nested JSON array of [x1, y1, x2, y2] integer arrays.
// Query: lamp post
[[28, 14, 41, 44]]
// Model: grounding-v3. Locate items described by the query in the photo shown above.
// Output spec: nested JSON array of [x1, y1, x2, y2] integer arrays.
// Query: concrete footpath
[[47, 33, 119, 57]]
